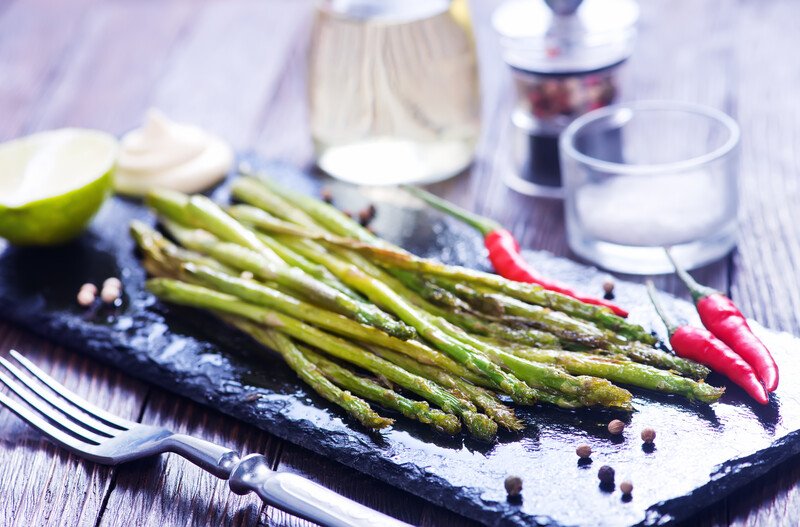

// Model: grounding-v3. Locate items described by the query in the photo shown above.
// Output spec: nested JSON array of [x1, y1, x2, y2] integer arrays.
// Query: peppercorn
[[103, 277, 122, 290], [641, 427, 656, 444], [80, 283, 98, 296], [321, 188, 333, 204], [342, 209, 353, 219], [366, 203, 376, 220], [100, 286, 120, 304], [607, 419, 625, 435], [576, 444, 592, 459], [620, 480, 633, 495], [597, 465, 615, 485], [358, 208, 372, 226], [603, 279, 615, 299], [77, 289, 95, 307], [504, 475, 522, 497]]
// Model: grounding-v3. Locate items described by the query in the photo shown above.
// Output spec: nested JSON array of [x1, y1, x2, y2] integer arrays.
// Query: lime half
[[0, 129, 118, 245]]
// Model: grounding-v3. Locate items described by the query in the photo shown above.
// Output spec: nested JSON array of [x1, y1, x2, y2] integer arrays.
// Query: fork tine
[[9, 350, 132, 430], [0, 391, 99, 454], [0, 369, 106, 445], [0, 357, 118, 437]]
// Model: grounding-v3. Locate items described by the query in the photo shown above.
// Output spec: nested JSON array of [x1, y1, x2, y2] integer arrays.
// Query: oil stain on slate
[[1, 158, 799, 527]]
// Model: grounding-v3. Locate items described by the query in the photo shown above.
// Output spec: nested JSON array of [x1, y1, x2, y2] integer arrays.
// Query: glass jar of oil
[[309, 0, 480, 185]]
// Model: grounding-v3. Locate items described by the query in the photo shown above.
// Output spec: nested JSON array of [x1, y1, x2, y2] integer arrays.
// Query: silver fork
[[0, 350, 411, 527]]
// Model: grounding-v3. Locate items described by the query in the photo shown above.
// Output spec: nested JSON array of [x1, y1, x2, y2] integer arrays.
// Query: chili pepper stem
[[645, 281, 678, 335], [403, 185, 502, 237], [664, 248, 718, 302]]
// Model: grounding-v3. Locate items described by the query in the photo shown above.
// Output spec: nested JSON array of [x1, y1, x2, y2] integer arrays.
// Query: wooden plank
[[149, 0, 314, 151], [0, 0, 100, 141], [98, 391, 277, 527], [729, 0, 800, 332], [251, 0, 315, 167], [23, 0, 202, 136], [717, 1, 800, 524], [0, 325, 148, 526]]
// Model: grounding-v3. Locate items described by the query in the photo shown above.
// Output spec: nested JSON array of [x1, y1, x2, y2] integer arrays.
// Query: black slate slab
[[1, 158, 799, 527]]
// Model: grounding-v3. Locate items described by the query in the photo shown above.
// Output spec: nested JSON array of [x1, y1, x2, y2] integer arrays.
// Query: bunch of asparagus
[[131, 172, 724, 442]]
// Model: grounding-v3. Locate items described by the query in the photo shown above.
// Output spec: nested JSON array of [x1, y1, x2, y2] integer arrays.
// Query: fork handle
[[228, 454, 412, 527]]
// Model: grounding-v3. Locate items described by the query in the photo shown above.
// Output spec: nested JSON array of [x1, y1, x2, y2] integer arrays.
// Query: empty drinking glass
[[560, 101, 740, 274]]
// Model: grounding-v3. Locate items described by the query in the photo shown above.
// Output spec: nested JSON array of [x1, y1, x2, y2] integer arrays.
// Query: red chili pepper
[[647, 281, 768, 405], [405, 186, 629, 317], [666, 250, 779, 392]]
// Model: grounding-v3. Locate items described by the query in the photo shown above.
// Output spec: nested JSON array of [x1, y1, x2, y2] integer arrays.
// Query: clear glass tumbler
[[560, 101, 740, 274]]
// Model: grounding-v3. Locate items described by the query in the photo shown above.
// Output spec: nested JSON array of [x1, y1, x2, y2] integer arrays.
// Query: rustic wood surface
[[0, 0, 798, 525]]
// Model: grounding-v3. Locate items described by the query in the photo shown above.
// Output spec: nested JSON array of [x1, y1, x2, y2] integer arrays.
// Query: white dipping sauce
[[114, 109, 233, 196]]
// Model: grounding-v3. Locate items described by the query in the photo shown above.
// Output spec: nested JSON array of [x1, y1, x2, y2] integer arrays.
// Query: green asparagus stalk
[[131, 220, 236, 276], [259, 231, 539, 405], [602, 342, 711, 380], [227, 203, 654, 345], [431, 279, 506, 317], [157, 220, 416, 341], [144, 189, 195, 226], [394, 271, 596, 349], [255, 232, 359, 299], [368, 345, 523, 431], [404, 291, 563, 349], [228, 317, 462, 435], [236, 168, 376, 242], [430, 318, 634, 410], [147, 189, 284, 265], [136, 225, 488, 390], [146, 279, 498, 441], [394, 270, 474, 312], [230, 183, 691, 383], [318, 239, 656, 343], [178, 261, 497, 386], [229, 320, 391, 429], [443, 279, 709, 379], [231, 177, 322, 230], [300, 346, 463, 436], [502, 345, 723, 403]]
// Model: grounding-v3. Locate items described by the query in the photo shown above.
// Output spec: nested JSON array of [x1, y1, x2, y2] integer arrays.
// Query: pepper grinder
[[492, 0, 638, 198]]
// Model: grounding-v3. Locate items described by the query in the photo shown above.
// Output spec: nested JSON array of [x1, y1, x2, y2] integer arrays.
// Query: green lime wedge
[[0, 129, 118, 245]]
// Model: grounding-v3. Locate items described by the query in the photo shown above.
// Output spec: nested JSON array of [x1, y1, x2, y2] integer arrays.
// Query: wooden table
[[1, 0, 799, 525]]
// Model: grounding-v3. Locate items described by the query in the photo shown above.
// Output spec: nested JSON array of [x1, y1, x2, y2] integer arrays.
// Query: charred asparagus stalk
[[500, 345, 723, 403], [146, 278, 498, 441], [153, 220, 415, 341], [227, 201, 654, 344], [233, 321, 391, 429], [229, 317, 462, 435], [367, 345, 524, 431]]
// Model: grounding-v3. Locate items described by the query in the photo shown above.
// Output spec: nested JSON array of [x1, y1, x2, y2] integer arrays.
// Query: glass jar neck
[[320, 0, 451, 22]]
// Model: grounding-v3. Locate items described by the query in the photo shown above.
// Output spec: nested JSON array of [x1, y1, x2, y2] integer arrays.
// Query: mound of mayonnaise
[[114, 109, 233, 196]]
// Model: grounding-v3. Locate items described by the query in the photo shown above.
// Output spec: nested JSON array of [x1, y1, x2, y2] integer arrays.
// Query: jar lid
[[492, 0, 638, 74]]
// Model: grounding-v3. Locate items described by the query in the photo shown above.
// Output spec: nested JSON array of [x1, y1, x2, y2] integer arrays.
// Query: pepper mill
[[492, 0, 638, 198]]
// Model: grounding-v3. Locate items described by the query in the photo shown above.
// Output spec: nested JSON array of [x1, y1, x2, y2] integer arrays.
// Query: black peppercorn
[[598, 465, 615, 485], [504, 475, 523, 497]]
